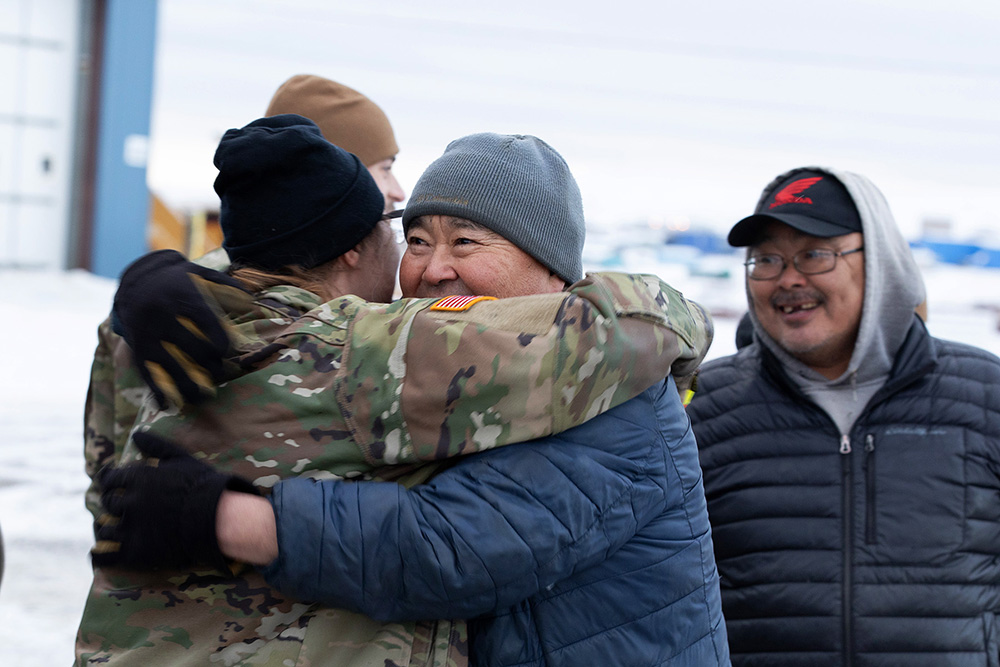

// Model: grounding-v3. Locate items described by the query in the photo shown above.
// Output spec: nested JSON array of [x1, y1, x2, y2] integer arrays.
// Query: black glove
[[92, 431, 258, 571], [113, 249, 246, 408]]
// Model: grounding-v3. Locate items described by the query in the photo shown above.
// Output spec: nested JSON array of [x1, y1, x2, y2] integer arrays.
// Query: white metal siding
[[0, 0, 80, 268]]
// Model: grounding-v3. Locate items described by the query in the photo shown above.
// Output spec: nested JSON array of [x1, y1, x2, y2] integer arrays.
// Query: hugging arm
[[112, 251, 712, 430], [112, 250, 247, 407], [261, 385, 671, 621]]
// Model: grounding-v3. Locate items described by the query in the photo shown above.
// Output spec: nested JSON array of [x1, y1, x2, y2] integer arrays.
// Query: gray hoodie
[[747, 166, 926, 435]]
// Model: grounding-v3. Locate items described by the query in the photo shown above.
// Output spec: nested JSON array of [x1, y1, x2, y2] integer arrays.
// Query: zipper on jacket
[[863, 435, 876, 545], [841, 434, 853, 667]]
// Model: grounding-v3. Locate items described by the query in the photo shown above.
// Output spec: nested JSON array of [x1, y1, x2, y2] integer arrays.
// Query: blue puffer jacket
[[689, 319, 1000, 667], [264, 379, 730, 666]]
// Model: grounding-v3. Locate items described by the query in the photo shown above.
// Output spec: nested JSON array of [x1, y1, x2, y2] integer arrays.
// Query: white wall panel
[[0, 0, 80, 268]]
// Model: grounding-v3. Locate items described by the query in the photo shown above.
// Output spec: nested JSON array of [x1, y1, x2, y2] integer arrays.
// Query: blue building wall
[[90, 0, 158, 278]]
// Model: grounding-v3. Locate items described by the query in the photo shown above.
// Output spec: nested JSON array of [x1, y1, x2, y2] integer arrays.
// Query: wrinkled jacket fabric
[[690, 166, 1000, 666], [692, 321, 1000, 666], [77, 270, 714, 667], [266, 379, 730, 666]]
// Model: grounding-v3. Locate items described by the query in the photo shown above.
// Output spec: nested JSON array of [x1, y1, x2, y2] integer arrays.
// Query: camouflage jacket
[[76, 271, 713, 667], [83, 246, 232, 521]]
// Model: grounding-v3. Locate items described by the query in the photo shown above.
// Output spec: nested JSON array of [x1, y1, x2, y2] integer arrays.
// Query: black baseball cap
[[728, 169, 862, 247]]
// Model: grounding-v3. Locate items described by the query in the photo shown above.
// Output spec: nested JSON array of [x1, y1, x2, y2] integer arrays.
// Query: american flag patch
[[429, 295, 497, 312]]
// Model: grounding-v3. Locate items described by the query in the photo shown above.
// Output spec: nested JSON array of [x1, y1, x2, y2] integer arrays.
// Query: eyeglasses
[[745, 246, 864, 281], [383, 209, 407, 245]]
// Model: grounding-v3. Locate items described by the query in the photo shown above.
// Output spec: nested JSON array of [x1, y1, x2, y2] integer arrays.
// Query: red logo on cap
[[770, 176, 823, 209]]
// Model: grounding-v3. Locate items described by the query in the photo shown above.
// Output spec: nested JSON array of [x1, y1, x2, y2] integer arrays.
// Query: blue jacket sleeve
[[260, 382, 675, 622]]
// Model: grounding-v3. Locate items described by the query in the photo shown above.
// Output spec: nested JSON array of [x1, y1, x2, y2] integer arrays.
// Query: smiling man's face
[[748, 221, 865, 378], [399, 215, 566, 299]]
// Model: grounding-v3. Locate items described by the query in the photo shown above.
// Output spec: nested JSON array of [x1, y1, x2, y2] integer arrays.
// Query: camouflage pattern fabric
[[76, 270, 712, 666], [83, 315, 145, 522], [83, 247, 231, 523]]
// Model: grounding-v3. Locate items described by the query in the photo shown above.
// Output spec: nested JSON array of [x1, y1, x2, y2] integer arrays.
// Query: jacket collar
[[757, 314, 936, 406]]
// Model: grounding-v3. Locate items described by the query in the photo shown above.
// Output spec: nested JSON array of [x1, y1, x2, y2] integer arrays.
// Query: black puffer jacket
[[690, 318, 1000, 666]]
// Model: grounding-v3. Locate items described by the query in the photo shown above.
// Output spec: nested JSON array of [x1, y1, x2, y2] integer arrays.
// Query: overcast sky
[[146, 0, 1000, 240]]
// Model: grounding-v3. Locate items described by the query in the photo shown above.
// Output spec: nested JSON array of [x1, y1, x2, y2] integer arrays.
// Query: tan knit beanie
[[265, 74, 399, 167]]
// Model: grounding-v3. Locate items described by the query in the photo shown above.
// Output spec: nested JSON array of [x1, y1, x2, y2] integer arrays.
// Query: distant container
[[666, 229, 733, 255], [910, 239, 1000, 269], [0, 2, 81, 269], [965, 248, 1000, 269], [0, 0, 158, 275]]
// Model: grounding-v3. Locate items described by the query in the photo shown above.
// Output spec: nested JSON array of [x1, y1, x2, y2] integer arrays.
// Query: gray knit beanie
[[402, 133, 585, 283]]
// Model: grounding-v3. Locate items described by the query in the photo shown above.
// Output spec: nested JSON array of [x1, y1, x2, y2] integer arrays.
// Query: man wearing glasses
[[687, 167, 1000, 666]]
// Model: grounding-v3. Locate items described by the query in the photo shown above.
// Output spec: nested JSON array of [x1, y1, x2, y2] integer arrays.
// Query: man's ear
[[339, 246, 362, 269], [547, 271, 569, 292]]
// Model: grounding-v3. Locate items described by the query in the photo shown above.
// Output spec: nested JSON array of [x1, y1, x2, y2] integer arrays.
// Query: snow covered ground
[[0, 269, 117, 665], [1, 261, 999, 665]]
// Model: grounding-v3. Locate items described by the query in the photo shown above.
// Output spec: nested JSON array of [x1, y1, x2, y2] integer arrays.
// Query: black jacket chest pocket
[[865, 426, 966, 555]]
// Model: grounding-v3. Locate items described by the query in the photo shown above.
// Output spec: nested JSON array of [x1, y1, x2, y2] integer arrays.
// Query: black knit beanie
[[215, 114, 384, 270]]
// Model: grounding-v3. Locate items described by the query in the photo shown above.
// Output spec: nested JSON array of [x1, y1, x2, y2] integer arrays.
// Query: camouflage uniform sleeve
[[83, 318, 115, 521], [336, 271, 713, 463], [83, 317, 149, 521]]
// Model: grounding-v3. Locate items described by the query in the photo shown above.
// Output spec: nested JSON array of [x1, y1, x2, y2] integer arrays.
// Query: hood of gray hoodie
[[746, 166, 926, 397]]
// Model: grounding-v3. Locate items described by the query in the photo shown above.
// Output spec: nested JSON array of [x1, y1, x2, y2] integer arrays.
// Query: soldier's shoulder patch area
[[429, 295, 497, 312], [425, 292, 568, 335]]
